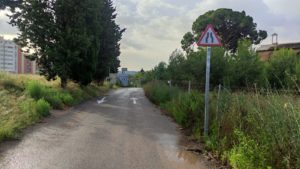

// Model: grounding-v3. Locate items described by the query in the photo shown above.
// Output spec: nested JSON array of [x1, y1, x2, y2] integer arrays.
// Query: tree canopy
[[1, 0, 124, 87], [181, 8, 267, 53]]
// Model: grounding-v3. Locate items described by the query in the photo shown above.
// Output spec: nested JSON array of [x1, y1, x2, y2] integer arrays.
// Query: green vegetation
[[1, 0, 124, 87], [181, 8, 267, 53], [0, 73, 108, 142], [142, 12, 300, 167], [142, 40, 300, 91], [141, 8, 300, 169], [144, 82, 300, 169]]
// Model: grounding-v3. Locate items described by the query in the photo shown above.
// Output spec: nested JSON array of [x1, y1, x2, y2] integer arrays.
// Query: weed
[[59, 93, 74, 106], [35, 99, 50, 117], [26, 81, 44, 100], [0, 72, 108, 143], [144, 81, 300, 169]]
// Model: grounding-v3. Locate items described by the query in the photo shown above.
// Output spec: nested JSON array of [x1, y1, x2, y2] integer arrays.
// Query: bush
[[59, 93, 74, 106], [25, 81, 67, 109], [144, 81, 300, 169], [35, 99, 50, 117], [228, 130, 268, 169], [0, 74, 108, 143], [144, 81, 180, 105], [44, 93, 64, 109], [26, 81, 44, 99], [266, 48, 299, 89]]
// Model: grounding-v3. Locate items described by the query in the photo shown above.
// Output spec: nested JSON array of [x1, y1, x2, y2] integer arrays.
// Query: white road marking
[[97, 97, 106, 104], [130, 98, 138, 104]]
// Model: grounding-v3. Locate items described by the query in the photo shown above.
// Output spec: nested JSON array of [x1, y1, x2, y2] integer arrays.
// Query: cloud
[[1, 1, 300, 70], [0, 10, 18, 39], [113, 0, 300, 70], [114, 0, 194, 70]]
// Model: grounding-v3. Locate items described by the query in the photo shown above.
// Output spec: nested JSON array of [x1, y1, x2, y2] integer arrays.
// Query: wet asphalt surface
[[0, 88, 209, 169]]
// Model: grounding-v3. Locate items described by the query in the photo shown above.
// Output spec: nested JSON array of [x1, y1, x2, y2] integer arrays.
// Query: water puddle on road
[[156, 133, 208, 169]]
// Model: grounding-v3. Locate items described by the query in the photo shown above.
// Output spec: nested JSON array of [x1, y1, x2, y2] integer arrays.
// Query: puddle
[[156, 133, 208, 168]]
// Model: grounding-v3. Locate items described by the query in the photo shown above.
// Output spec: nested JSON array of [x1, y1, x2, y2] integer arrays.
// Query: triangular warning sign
[[197, 24, 222, 47]]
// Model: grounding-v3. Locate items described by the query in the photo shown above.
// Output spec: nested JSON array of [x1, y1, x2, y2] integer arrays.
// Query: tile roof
[[257, 42, 300, 52]]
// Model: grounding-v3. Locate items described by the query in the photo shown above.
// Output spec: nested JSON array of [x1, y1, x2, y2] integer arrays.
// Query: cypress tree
[[94, 0, 125, 84]]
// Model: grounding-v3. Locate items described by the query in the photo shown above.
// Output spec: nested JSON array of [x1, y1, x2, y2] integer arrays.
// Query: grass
[[144, 81, 300, 169], [0, 72, 109, 142]]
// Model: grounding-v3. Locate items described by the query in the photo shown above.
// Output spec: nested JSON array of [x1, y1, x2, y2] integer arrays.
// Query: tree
[[184, 47, 227, 88], [181, 32, 194, 54], [266, 48, 299, 89], [181, 8, 267, 52], [2, 0, 123, 87], [140, 68, 145, 73], [66, 0, 103, 86], [168, 49, 190, 82], [226, 40, 264, 88], [153, 62, 169, 80], [93, 0, 125, 84]]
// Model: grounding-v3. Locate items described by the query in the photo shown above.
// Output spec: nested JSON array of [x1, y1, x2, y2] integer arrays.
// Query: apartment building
[[0, 36, 36, 74], [0, 36, 19, 73]]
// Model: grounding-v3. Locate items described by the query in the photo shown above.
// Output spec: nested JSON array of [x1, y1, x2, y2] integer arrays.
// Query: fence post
[[216, 84, 222, 139], [216, 84, 222, 121], [168, 80, 172, 87], [188, 81, 191, 93]]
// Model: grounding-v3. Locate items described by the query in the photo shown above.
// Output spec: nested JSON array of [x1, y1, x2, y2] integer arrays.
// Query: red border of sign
[[197, 24, 222, 47]]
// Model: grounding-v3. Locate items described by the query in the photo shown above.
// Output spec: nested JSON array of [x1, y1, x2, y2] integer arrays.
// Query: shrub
[[35, 99, 50, 117], [228, 130, 268, 169], [26, 81, 44, 100], [25, 81, 66, 109], [144, 81, 300, 168], [266, 48, 299, 89], [59, 93, 74, 106], [44, 93, 64, 109], [144, 81, 180, 105]]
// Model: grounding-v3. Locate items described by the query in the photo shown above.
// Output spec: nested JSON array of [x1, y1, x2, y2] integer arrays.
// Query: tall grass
[[0, 72, 108, 142], [144, 81, 300, 169]]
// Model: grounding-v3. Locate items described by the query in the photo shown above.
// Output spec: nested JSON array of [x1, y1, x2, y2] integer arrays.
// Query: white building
[[0, 36, 37, 74], [0, 36, 19, 73]]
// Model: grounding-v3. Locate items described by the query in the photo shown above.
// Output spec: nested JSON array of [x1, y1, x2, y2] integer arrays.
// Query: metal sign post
[[204, 46, 211, 135], [197, 24, 222, 136]]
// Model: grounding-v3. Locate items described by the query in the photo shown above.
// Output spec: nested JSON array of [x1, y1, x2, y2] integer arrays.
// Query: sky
[[1, 0, 300, 71]]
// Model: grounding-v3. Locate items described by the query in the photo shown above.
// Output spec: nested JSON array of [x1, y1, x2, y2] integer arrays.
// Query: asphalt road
[[0, 88, 210, 169]]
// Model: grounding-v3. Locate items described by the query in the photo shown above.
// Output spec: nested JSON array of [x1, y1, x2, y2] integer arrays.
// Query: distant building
[[257, 42, 300, 60], [19, 52, 38, 74], [0, 36, 19, 73], [118, 72, 129, 86], [0, 36, 37, 74], [257, 33, 300, 60], [117, 68, 137, 87]]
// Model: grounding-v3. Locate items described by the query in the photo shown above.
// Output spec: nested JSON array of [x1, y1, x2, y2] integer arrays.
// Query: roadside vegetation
[[141, 9, 300, 169], [0, 72, 108, 142], [144, 82, 300, 169]]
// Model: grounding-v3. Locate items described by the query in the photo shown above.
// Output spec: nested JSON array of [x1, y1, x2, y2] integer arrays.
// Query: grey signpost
[[197, 24, 222, 136]]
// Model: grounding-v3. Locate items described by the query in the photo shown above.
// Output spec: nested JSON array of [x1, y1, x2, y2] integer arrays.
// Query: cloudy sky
[[1, 0, 300, 71]]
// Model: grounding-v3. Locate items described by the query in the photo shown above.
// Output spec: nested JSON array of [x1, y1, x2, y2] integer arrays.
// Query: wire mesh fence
[[159, 79, 300, 95]]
